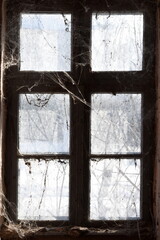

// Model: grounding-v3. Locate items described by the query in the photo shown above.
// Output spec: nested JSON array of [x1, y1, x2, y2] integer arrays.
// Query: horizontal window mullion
[[8, 0, 154, 17], [84, 84, 154, 95], [8, 0, 80, 14], [17, 154, 70, 159], [8, 80, 153, 95], [88, 0, 152, 11], [7, 72, 76, 87], [87, 72, 153, 84], [90, 154, 142, 159]]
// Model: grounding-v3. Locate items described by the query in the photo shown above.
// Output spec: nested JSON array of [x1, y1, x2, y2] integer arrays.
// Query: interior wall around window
[[0, 0, 6, 228], [154, 2, 160, 240]]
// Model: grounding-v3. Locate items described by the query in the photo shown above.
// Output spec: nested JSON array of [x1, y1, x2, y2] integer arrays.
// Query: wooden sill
[[0, 225, 155, 240]]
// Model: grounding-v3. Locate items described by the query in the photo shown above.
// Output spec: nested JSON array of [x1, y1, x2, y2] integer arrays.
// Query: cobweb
[[16, 12, 143, 222], [0, 0, 156, 238]]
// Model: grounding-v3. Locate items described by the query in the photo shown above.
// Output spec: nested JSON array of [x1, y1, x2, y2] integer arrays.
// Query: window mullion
[[5, 92, 19, 222], [70, 98, 86, 225], [142, 90, 155, 221], [70, 9, 91, 225]]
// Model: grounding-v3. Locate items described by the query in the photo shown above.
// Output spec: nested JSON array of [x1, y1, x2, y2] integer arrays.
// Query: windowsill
[[0, 224, 154, 239]]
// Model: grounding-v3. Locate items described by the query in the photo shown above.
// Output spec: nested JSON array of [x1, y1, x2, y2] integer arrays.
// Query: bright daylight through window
[[18, 12, 143, 221]]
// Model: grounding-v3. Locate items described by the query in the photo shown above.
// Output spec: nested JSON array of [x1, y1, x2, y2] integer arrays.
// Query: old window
[[3, 0, 156, 239]]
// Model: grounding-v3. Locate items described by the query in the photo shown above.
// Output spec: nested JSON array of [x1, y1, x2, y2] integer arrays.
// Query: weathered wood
[[0, 1, 157, 239], [154, 2, 160, 240], [68, 226, 89, 237], [0, 224, 154, 239], [0, 0, 6, 228]]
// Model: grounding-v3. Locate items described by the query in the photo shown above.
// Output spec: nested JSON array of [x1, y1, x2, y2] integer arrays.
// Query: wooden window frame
[[3, 0, 156, 238]]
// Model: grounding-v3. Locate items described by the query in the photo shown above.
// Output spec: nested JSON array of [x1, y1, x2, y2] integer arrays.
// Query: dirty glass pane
[[91, 94, 141, 154], [19, 94, 70, 154], [90, 159, 140, 220], [18, 158, 69, 220], [92, 14, 143, 71], [20, 14, 71, 71]]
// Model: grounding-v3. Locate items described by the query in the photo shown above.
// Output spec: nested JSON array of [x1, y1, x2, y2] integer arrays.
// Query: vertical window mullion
[[71, 8, 91, 225], [142, 90, 155, 221], [80, 11, 91, 224], [70, 98, 86, 225], [5, 92, 19, 221], [83, 91, 91, 225]]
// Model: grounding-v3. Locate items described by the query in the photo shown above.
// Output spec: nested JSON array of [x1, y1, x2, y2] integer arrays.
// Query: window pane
[[90, 159, 140, 220], [20, 14, 71, 71], [19, 94, 70, 154], [91, 94, 141, 154], [18, 159, 69, 220], [92, 14, 143, 71]]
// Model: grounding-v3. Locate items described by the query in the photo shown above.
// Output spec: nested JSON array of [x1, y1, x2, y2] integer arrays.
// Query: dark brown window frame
[[3, 0, 156, 238]]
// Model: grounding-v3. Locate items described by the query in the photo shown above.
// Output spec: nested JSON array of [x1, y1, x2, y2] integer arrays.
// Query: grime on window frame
[[3, 0, 156, 239]]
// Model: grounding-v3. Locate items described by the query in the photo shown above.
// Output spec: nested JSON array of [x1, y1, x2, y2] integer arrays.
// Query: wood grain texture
[[154, 3, 160, 240]]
